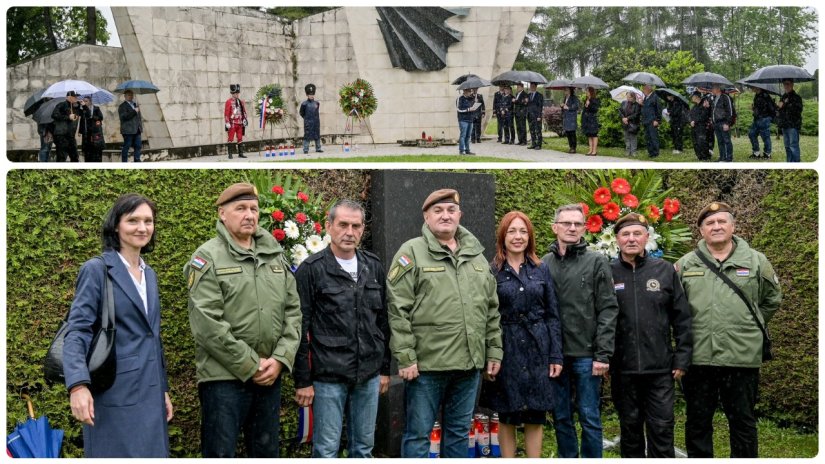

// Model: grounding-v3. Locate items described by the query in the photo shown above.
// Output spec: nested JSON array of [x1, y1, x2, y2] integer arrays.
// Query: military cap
[[216, 182, 258, 206], [614, 212, 648, 234], [66, 90, 79, 97], [230, 84, 240, 93], [305, 83, 316, 96], [697, 201, 733, 226], [422, 188, 460, 212]]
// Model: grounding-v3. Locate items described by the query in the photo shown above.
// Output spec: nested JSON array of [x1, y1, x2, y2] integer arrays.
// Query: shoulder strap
[[695, 250, 768, 339], [94, 256, 116, 330]]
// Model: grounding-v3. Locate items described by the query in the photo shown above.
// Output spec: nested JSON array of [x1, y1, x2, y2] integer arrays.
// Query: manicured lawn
[[280, 155, 522, 163]]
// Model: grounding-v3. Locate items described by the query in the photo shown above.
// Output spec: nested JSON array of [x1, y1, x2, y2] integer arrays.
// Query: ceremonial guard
[[300, 83, 323, 154], [494, 86, 515, 144], [471, 89, 486, 144], [513, 83, 529, 145], [224, 84, 248, 159]]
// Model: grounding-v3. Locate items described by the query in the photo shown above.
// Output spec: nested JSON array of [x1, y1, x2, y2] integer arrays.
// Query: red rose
[[579, 202, 590, 215], [611, 178, 631, 195], [622, 194, 639, 208], [602, 202, 620, 221], [272, 229, 286, 241], [272, 185, 285, 195], [297, 191, 309, 203], [647, 205, 661, 222], [593, 187, 612, 205], [586, 214, 604, 233], [314, 222, 322, 233], [271, 210, 285, 221], [295, 212, 308, 224], [663, 198, 681, 215]]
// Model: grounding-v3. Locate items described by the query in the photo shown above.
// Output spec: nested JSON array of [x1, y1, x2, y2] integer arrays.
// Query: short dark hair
[[327, 199, 365, 224], [101, 194, 157, 253]]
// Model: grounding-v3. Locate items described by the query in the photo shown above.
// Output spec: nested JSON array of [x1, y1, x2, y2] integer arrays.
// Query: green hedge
[[6, 169, 817, 458]]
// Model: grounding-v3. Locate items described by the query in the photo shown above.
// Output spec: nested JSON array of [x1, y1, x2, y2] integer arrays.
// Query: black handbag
[[43, 257, 117, 392], [695, 251, 774, 362]]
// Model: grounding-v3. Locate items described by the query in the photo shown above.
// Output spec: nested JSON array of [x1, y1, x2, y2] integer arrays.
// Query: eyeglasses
[[555, 221, 586, 229]]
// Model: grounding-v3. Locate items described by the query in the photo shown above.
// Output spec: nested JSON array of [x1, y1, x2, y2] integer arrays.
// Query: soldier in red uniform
[[224, 84, 248, 159]]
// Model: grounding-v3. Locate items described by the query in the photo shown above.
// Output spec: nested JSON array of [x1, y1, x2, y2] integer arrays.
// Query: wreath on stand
[[255, 84, 292, 144], [338, 79, 377, 146]]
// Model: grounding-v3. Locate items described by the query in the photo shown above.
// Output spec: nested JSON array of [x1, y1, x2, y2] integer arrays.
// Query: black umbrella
[[571, 75, 609, 89], [623, 72, 666, 87], [457, 77, 492, 90], [23, 88, 49, 117], [547, 78, 574, 90], [32, 98, 64, 125], [742, 64, 814, 84], [452, 73, 480, 85], [490, 70, 525, 86], [682, 72, 733, 87], [655, 88, 689, 107], [522, 70, 548, 85], [736, 79, 782, 96]]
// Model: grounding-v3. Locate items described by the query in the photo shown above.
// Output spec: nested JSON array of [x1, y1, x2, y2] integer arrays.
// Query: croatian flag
[[296, 406, 313, 444], [259, 97, 268, 130]]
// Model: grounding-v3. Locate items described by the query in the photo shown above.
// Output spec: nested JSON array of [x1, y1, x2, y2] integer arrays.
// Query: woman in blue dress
[[480, 211, 563, 458]]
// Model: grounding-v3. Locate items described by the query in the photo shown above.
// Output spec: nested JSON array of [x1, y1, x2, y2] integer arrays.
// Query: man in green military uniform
[[675, 202, 781, 458], [184, 183, 302, 458], [387, 188, 503, 458]]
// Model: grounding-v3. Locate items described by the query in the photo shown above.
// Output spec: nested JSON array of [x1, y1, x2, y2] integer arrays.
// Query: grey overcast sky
[[99, 7, 819, 73]]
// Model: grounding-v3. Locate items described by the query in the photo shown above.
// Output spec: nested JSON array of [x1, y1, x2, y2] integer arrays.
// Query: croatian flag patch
[[614, 283, 625, 291], [191, 256, 207, 270], [736, 268, 750, 277], [398, 255, 411, 267]]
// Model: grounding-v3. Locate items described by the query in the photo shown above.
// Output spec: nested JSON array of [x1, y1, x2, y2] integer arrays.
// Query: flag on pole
[[259, 97, 268, 130]]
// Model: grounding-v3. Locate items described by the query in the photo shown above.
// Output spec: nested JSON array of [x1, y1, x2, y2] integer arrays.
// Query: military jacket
[[387, 224, 503, 371], [185, 221, 302, 383], [676, 236, 781, 368]]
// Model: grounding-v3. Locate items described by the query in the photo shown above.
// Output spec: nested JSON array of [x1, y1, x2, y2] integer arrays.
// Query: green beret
[[697, 201, 733, 226], [422, 188, 460, 212], [614, 212, 648, 234], [216, 182, 258, 206]]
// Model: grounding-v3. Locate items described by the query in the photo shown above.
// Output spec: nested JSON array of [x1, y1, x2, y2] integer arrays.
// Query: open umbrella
[[23, 88, 49, 116], [452, 73, 480, 85], [610, 85, 645, 103], [6, 395, 63, 458], [81, 88, 116, 105], [32, 98, 64, 125], [682, 72, 733, 88], [113, 79, 161, 94], [521, 70, 548, 84], [42, 79, 101, 99], [623, 72, 666, 87], [736, 79, 782, 96], [491, 70, 524, 86], [655, 88, 689, 107], [571, 75, 609, 89], [742, 64, 814, 84], [547, 78, 574, 90], [457, 77, 492, 90]]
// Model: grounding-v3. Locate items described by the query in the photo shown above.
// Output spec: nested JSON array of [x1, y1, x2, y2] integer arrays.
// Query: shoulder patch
[[397, 255, 413, 268], [191, 256, 208, 270]]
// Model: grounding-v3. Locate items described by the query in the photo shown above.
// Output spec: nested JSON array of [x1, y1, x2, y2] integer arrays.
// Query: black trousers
[[682, 365, 760, 458], [528, 114, 542, 147], [692, 126, 710, 160], [500, 114, 514, 142], [514, 111, 527, 144], [565, 130, 577, 150], [611, 373, 675, 458], [497, 115, 503, 141], [671, 121, 684, 151], [54, 135, 79, 162], [472, 117, 483, 143]]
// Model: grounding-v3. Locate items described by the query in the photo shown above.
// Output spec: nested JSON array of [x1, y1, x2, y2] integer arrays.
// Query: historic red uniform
[[224, 96, 247, 142]]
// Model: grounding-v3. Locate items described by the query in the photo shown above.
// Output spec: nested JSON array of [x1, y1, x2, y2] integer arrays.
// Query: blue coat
[[480, 260, 563, 414], [562, 94, 579, 132], [63, 250, 169, 458], [300, 99, 321, 140]]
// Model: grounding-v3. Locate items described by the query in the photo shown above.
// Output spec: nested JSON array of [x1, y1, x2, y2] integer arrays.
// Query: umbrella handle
[[21, 393, 35, 419]]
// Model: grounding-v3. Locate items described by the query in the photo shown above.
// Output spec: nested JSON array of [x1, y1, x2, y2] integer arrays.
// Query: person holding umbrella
[[665, 94, 687, 155], [118, 89, 143, 162], [561, 87, 579, 154], [581, 86, 601, 156], [619, 91, 641, 157], [747, 86, 778, 159], [494, 85, 515, 144], [640, 84, 663, 158], [526, 83, 544, 149], [456, 87, 477, 155], [51, 91, 81, 162], [710, 84, 735, 162], [688, 91, 713, 161], [776, 79, 803, 162], [79, 96, 105, 163]]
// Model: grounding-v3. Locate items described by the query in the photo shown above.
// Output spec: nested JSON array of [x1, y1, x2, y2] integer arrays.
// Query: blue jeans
[[783, 127, 800, 162], [121, 133, 142, 162], [312, 375, 380, 458], [714, 123, 733, 162], [644, 123, 659, 157], [552, 357, 603, 458], [402, 370, 480, 458], [198, 377, 282, 458], [458, 120, 473, 154], [38, 133, 53, 162], [748, 117, 772, 155], [303, 138, 322, 153]]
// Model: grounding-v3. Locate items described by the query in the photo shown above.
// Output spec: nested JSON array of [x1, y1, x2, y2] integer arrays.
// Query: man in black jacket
[[711, 84, 735, 162], [776, 79, 804, 162], [293, 199, 390, 458], [640, 85, 662, 158], [688, 92, 712, 161], [526, 83, 544, 149], [747, 87, 777, 159], [609, 213, 693, 458], [51, 90, 81, 162]]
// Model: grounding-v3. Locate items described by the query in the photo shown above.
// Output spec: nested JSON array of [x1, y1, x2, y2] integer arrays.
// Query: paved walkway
[[175, 135, 642, 163]]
